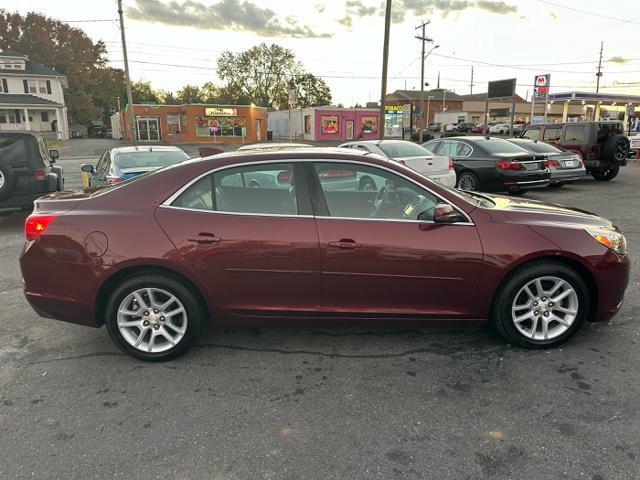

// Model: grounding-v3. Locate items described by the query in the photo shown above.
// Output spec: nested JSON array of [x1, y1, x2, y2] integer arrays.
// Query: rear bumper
[[550, 169, 587, 184], [591, 251, 631, 322], [431, 170, 456, 187]]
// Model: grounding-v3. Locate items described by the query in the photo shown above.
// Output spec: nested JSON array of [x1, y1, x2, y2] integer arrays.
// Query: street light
[[419, 45, 440, 143]]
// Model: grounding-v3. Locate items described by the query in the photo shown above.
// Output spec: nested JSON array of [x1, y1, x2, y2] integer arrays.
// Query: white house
[[0, 50, 69, 140]]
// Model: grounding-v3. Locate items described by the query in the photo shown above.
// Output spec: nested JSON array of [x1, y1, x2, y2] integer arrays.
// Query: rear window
[[0, 135, 30, 167], [515, 141, 562, 154], [378, 142, 431, 158], [114, 150, 189, 169], [478, 139, 529, 155]]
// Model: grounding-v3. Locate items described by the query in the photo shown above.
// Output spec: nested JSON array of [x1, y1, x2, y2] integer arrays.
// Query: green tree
[[0, 10, 107, 124], [175, 84, 205, 103], [217, 43, 331, 109], [131, 80, 161, 104]]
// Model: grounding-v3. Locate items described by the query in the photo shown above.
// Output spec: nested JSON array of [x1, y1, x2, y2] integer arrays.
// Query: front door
[[346, 120, 354, 140], [307, 161, 483, 317], [156, 161, 321, 313], [136, 117, 160, 141]]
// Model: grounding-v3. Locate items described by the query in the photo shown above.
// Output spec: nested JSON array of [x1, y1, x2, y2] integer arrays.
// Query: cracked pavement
[[0, 149, 639, 480]]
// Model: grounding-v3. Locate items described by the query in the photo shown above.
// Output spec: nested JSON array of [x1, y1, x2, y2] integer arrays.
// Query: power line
[[61, 19, 118, 23], [532, 0, 640, 26]]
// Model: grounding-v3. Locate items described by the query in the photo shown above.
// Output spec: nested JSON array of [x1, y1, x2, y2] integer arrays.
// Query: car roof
[[109, 145, 187, 154], [237, 143, 312, 151], [340, 139, 414, 147]]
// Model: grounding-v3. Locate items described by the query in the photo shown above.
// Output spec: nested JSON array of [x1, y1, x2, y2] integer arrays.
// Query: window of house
[[167, 114, 181, 134], [304, 115, 311, 134], [7, 110, 18, 123], [0, 79, 7, 93], [0, 110, 6, 123], [40, 112, 49, 122], [172, 162, 299, 216], [27, 80, 48, 94]]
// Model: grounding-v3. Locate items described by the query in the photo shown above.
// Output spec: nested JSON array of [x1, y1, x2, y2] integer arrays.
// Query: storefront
[[116, 103, 267, 143], [383, 104, 405, 137]]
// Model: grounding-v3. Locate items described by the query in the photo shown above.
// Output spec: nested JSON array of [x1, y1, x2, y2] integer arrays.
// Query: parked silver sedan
[[508, 138, 586, 187]]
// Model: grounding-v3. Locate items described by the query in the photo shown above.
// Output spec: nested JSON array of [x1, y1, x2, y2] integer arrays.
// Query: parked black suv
[[521, 121, 630, 180], [0, 132, 63, 213]]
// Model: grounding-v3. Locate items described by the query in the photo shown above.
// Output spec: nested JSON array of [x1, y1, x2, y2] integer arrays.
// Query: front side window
[[313, 162, 438, 221], [543, 127, 561, 141], [522, 128, 540, 140], [173, 162, 299, 216]]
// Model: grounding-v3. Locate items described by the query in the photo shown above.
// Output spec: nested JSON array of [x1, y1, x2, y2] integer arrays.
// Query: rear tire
[[491, 260, 589, 348], [105, 273, 203, 361], [0, 162, 16, 200], [591, 166, 619, 181], [602, 134, 630, 163]]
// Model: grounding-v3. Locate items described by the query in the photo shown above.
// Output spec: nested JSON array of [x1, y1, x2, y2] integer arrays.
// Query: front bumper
[[591, 250, 631, 322]]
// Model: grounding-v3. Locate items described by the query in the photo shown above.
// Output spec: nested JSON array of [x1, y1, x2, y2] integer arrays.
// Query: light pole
[[425, 95, 434, 133], [418, 44, 439, 143]]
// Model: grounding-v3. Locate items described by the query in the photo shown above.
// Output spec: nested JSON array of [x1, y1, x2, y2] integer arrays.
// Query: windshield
[[516, 141, 562, 154], [378, 142, 432, 158], [479, 139, 530, 155], [114, 150, 189, 169]]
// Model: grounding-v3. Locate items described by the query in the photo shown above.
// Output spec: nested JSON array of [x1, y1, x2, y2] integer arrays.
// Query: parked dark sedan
[[20, 148, 629, 360], [423, 136, 551, 194], [507, 138, 586, 187]]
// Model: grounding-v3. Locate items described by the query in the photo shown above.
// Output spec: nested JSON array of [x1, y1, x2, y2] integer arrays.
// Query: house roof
[[0, 94, 62, 107], [385, 89, 463, 102], [0, 50, 64, 77]]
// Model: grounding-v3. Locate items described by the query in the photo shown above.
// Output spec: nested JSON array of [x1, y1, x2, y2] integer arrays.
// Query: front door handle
[[328, 239, 361, 249], [187, 232, 221, 245]]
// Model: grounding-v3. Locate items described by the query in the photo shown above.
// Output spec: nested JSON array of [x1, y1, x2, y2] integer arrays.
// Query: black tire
[[0, 162, 16, 200], [591, 165, 619, 181], [105, 273, 203, 361], [602, 134, 630, 163], [491, 260, 589, 348], [456, 171, 480, 191], [358, 176, 377, 191]]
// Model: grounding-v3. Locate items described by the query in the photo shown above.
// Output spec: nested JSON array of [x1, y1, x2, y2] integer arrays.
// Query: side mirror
[[81, 164, 94, 174], [49, 149, 59, 161], [433, 203, 466, 224]]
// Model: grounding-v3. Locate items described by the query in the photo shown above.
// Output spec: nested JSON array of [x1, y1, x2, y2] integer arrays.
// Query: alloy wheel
[[458, 174, 477, 191], [117, 287, 188, 353], [511, 276, 579, 341], [0, 170, 4, 190]]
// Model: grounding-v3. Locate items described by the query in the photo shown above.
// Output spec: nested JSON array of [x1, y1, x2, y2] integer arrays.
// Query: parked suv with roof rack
[[521, 121, 630, 181], [0, 131, 62, 213]]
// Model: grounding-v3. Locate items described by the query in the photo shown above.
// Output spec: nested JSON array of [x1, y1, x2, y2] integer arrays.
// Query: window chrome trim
[[161, 157, 474, 225], [158, 204, 314, 219]]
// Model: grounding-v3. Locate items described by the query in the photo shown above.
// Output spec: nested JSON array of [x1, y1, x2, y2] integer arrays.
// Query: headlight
[[586, 227, 627, 255]]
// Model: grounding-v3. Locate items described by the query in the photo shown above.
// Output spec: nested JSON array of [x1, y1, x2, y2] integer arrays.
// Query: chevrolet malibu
[[20, 148, 629, 361]]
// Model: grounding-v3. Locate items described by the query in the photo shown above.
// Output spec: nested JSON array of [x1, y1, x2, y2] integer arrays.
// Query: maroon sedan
[[20, 148, 629, 361]]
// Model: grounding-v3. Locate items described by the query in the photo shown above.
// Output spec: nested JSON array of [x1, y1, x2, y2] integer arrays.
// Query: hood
[[481, 193, 612, 229]]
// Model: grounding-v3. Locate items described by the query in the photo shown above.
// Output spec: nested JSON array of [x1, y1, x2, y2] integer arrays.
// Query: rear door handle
[[328, 239, 361, 249], [187, 232, 221, 245]]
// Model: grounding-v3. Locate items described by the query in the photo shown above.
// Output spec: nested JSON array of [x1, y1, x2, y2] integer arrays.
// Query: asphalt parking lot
[[1, 144, 639, 479]]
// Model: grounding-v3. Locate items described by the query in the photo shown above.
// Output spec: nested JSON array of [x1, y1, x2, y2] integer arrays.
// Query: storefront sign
[[385, 105, 404, 113], [204, 107, 237, 117], [534, 74, 550, 99]]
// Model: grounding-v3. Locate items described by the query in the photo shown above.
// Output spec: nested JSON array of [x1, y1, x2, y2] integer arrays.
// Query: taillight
[[496, 160, 523, 170], [448, 157, 453, 169], [546, 159, 561, 167], [25, 214, 57, 241], [106, 177, 123, 184], [33, 168, 46, 181]]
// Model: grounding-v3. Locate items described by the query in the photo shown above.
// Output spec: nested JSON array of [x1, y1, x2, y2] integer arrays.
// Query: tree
[[217, 43, 331, 109], [131, 80, 161, 104], [0, 10, 107, 124], [175, 84, 205, 104]]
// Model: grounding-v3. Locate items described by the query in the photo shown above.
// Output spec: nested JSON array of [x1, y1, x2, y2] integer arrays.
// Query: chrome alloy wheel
[[511, 276, 579, 341], [457, 173, 477, 191], [117, 288, 188, 353], [0, 170, 5, 190]]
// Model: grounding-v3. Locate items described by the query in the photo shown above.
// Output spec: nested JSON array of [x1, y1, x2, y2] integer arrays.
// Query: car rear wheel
[[591, 165, 619, 181], [0, 162, 16, 200], [456, 171, 479, 191], [491, 260, 589, 348], [105, 274, 203, 361]]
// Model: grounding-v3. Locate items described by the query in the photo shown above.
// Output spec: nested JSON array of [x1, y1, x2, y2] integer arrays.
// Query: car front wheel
[[491, 260, 589, 348], [105, 273, 203, 361]]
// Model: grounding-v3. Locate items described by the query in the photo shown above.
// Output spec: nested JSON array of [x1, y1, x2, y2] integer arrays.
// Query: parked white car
[[445, 123, 459, 132], [338, 140, 456, 187], [489, 123, 511, 134]]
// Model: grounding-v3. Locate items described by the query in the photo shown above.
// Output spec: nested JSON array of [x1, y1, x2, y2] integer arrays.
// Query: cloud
[[548, 11, 558, 20], [607, 56, 630, 64], [126, 0, 332, 38], [338, 15, 353, 29], [315, 4, 326, 13], [346, 0, 377, 16]]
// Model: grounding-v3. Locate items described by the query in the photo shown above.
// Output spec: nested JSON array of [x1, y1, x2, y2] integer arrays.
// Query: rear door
[[308, 160, 483, 316], [156, 161, 321, 314]]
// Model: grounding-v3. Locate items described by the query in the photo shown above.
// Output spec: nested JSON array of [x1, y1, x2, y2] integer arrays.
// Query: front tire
[[105, 273, 203, 361], [491, 260, 589, 348]]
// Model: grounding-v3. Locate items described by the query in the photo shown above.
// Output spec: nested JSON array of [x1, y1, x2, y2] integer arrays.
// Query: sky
[[4, 0, 640, 105]]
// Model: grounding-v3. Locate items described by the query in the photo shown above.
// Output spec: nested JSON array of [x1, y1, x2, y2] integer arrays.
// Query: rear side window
[[564, 125, 587, 143], [456, 143, 473, 157], [172, 162, 299, 216], [435, 141, 456, 156], [0, 135, 28, 167], [543, 127, 561, 141], [522, 128, 540, 140]]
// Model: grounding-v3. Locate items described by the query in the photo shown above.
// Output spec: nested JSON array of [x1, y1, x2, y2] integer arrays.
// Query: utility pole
[[595, 41, 604, 121], [117, 0, 136, 143], [415, 21, 434, 143], [470, 66, 474, 94], [378, 0, 392, 141]]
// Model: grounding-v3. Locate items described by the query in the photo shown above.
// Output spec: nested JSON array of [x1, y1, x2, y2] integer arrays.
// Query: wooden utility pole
[[117, 0, 136, 143], [415, 21, 433, 143], [470, 66, 474, 94], [378, 0, 392, 140]]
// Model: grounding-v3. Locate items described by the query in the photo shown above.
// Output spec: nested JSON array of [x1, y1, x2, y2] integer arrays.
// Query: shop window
[[304, 115, 311, 134], [360, 116, 378, 134], [167, 114, 181, 134], [196, 115, 247, 137], [321, 115, 338, 134]]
